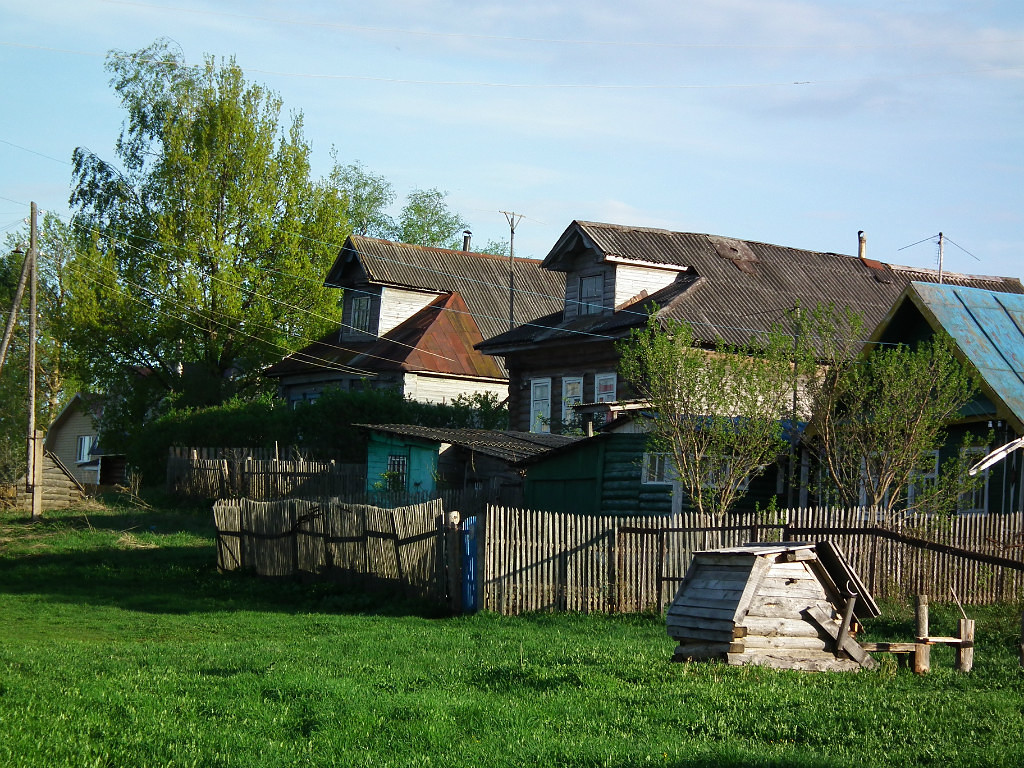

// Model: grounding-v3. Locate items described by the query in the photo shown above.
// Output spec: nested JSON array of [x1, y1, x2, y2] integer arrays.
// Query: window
[[530, 378, 551, 434], [561, 377, 583, 427], [350, 295, 372, 333], [386, 454, 409, 492], [595, 372, 617, 403], [702, 457, 753, 492], [642, 453, 673, 485], [959, 447, 989, 514], [578, 274, 604, 316], [76, 435, 95, 463]]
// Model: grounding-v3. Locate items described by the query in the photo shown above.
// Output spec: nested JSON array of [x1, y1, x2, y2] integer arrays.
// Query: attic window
[[351, 295, 372, 333], [579, 274, 604, 315]]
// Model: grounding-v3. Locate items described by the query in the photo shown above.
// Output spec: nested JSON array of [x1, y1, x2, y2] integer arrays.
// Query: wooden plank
[[742, 635, 829, 651], [738, 617, 822, 638], [665, 603, 739, 622], [802, 604, 877, 669]]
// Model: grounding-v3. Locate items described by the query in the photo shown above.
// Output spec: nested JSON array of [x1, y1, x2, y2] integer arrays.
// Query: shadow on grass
[[0, 508, 447, 619]]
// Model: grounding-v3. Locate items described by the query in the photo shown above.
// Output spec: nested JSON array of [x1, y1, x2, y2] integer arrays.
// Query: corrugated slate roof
[[901, 282, 1024, 430], [358, 424, 580, 463], [325, 235, 566, 342], [479, 221, 1024, 353]]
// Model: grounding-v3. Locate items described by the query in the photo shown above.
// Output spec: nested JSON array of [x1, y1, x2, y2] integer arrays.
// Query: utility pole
[[501, 211, 523, 332], [26, 202, 43, 521], [937, 232, 945, 285]]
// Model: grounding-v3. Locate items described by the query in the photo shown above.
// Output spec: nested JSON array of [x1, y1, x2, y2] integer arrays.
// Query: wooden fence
[[168, 448, 366, 500], [213, 501, 1024, 613], [214, 497, 448, 602]]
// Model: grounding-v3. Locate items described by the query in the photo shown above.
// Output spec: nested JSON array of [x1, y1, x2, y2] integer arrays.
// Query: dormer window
[[579, 274, 604, 315], [350, 295, 372, 333]]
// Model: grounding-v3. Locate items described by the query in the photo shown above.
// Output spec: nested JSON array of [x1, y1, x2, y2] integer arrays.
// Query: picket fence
[[213, 500, 1024, 613]]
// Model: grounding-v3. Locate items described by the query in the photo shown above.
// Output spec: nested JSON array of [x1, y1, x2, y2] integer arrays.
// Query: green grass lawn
[[1, 501, 1023, 768]]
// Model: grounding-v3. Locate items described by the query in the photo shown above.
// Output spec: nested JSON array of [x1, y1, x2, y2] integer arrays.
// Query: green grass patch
[[1, 502, 1023, 767]]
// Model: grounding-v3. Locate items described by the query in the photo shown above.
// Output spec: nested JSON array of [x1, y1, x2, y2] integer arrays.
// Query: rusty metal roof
[[357, 424, 580, 463], [895, 282, 1024, 431], [479, 221, 1024, 353], [324, 235, 566, 342], [265, 293, 505, 380]]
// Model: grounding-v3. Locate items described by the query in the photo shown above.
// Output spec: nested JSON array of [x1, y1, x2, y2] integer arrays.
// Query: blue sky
[[2, 0, 1022, 279]]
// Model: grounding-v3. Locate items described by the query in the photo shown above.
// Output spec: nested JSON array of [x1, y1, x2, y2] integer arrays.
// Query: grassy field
[[1, 501, 1023, 768]]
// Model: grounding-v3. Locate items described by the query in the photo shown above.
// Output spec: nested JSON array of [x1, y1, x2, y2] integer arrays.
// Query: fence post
[[914, 594, 931, 674], [446, 510, 462, 614], [956, 618, 975, 673]]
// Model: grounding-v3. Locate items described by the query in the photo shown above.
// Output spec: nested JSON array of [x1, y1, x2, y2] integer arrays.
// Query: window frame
[[594, 372, 617, 403], [641, 452, 674, 485], [561, 376, 584, 427], [530, 378, 552, 434], [578, 274, 604, 316], [350, 295, 373, 334], [76, 435, 94, 464]]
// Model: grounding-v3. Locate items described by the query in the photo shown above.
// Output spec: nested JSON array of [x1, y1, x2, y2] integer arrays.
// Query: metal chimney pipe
[[858, 230, 866, 260], [462, 230, 472, 251]]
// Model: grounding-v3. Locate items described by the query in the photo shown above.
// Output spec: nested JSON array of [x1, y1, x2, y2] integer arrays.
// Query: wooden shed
[[667, 542, 880, 672]]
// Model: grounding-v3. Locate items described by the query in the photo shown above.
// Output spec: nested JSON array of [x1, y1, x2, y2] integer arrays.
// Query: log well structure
[[667, 542, 880, 672]]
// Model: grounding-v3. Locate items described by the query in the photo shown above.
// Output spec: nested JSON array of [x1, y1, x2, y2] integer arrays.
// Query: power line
[[4, 41, 1021, 91], [95, 2, 1024, 52]]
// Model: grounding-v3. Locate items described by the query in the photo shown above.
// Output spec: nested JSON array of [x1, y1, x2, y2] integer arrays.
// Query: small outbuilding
[[667, 542, 880, 672]]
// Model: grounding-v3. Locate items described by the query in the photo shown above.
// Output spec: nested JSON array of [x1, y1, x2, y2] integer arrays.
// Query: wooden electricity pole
[[26, 202, 43, 521]]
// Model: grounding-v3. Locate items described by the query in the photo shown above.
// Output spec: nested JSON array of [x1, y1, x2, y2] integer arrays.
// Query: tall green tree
[[396, 188, 469, 249], [803, 303, 982, 517], [68, 39, 350, 417], [1, 214, 81, 481], [619, 312, 801, 517]]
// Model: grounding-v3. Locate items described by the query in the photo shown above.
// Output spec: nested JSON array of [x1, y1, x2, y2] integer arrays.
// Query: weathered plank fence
[[214, 497, 447, 602], [213, 501, 1024, 613], [168, 448, 366, 500]]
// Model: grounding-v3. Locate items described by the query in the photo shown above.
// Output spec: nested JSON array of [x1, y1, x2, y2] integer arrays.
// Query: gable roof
[[324, 235, 566, 342], [875, 282, 1024, 432], [265, 292, 504, 380], [478, 221, 1024, 354], [358, 424, 580, 463]]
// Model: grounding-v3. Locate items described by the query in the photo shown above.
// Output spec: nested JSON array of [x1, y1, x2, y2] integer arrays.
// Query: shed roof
[[358, 424, 580, 464], [878, 282, 1024, 432], [478, 221, 1024, 354]]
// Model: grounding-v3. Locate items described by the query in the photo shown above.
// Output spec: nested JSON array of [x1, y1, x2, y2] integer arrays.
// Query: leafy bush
[[117, 388, 508, 485]]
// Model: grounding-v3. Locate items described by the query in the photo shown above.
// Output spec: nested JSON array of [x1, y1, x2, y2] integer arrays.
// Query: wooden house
[[667, 542, 880, 672], [265, 235, 565, 407], [867, 282, 1024, 513], [43, 392, 126, 488], [477, 221, 1024, 436]]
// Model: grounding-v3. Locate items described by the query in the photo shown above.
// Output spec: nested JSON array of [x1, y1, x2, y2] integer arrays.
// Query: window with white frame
[[959, 446, 989, 514], [642, 453, 674, 485], [530, 378, 551, 433], [350, 295, 372, 333], [76, 435, 95, 463], [578, 274, 604, 315], [561, 377, 583, 427], [595, 372, 617, 403]]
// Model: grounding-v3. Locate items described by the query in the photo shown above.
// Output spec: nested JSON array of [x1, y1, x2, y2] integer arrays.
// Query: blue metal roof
[[910, 282, 1024, 429]]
